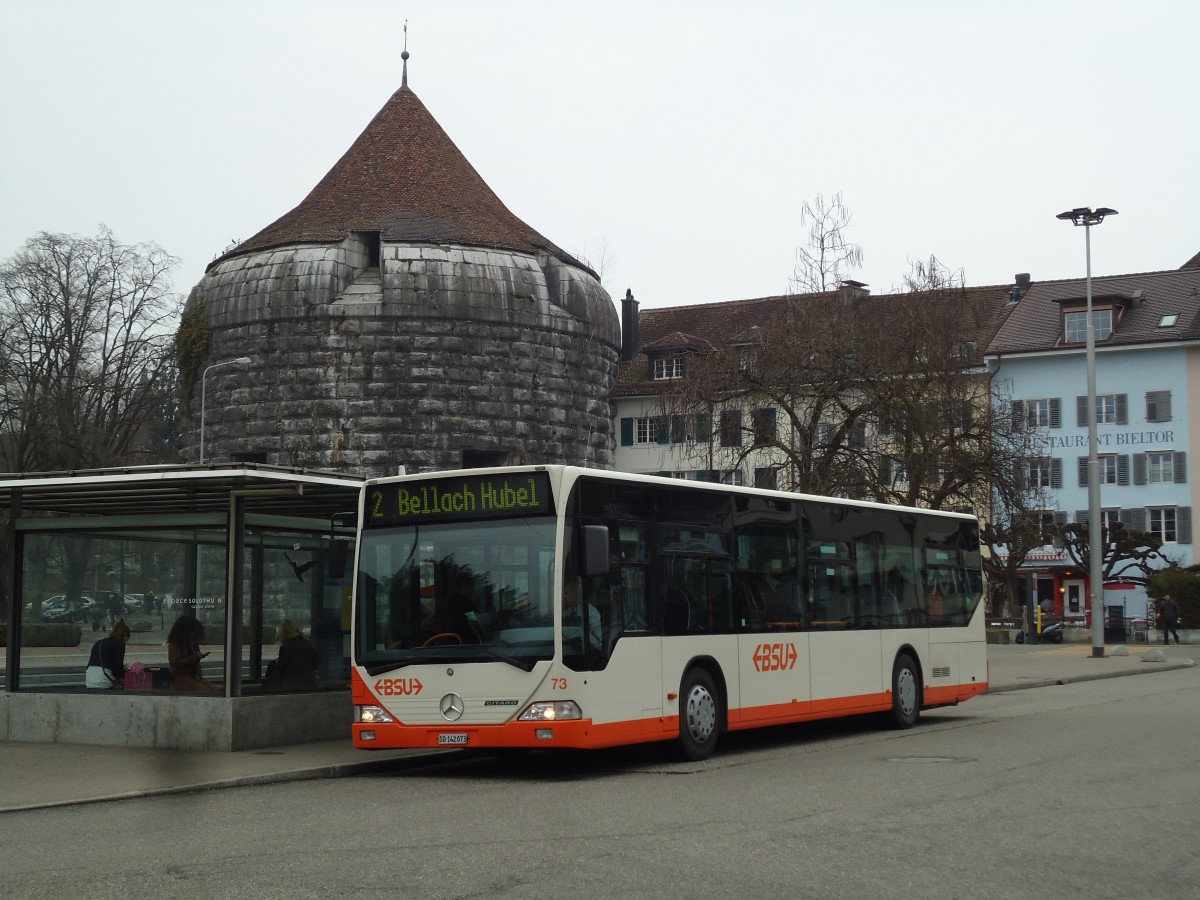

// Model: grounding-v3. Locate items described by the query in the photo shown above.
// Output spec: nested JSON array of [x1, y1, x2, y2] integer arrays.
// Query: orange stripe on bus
[[352, 678, 991, 751]]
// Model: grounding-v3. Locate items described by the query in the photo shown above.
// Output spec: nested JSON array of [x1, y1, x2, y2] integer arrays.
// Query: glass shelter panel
[[14, 524, 352, 693]]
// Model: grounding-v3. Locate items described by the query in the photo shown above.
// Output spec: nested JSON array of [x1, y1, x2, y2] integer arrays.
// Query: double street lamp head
[[1056, 207, 1119, 226]]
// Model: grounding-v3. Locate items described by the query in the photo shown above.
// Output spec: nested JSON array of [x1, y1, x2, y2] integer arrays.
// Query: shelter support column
[[224, 493, 246, 697]]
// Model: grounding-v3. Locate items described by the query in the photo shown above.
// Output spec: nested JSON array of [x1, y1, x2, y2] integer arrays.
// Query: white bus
[[351, 466, 988, 760]]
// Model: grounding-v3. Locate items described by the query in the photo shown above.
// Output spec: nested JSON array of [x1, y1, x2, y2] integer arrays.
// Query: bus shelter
[[0, 465, 362, 750]]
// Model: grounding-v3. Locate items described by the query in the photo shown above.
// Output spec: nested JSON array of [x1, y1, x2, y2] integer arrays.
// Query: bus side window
[[621, 567, 648, 631]]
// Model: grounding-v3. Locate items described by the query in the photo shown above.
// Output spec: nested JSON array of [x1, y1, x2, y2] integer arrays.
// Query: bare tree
[[0, 226, 182, 472], [789, 191, 864, 294], [980, 511, 1050, 617], [1056, 520, 1168, 588], [659, 247, 1030, 518]]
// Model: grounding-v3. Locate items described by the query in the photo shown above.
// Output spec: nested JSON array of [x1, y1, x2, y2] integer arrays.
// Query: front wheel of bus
[[679, 669, 720, 761], [890, 653, 921, 729]]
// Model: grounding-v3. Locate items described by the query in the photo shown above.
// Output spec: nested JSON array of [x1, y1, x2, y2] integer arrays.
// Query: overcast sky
[[2, 0, 1196, 312]]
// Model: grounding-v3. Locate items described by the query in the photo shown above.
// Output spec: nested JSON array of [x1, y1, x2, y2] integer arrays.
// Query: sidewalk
[[2, 643, 1193, 813]]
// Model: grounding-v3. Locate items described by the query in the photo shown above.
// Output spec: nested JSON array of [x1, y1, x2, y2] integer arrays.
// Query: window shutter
[[850, 421, 867, 449], [958, 400, 974, 432], [720, 411, 742, 448], [1132, 453, 1147, 485], [620, 417, 634, 447], [1049, 397, 1062, 428], [1175, 452, 1187, 483], [1076, 396, 1088, 427], [1116, 394, 1128, 425], [1124, 508, 1147, 531], [1051, 458, 1063, 489], [695, 413, 711, 442], [655, 417, 670, 444], [1178, 507, 1192, 544], [1076, 510, 1088, 525], [1078, 457, 1089, 487], [1146, 390, 1172, 423], [1011, 400, 1025, 429], [1117, 455, 1129, 486]]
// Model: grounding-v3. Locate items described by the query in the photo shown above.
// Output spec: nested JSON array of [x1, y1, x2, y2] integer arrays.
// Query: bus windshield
[[354, 516, 558, 673]]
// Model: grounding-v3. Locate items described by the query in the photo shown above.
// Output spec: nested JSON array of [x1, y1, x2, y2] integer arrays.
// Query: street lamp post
[[1056, 206, 1118, 658], [199, 357, 252, 464]]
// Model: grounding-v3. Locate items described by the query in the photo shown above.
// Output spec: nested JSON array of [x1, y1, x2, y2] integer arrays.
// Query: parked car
[[23, 596, 90, 624]]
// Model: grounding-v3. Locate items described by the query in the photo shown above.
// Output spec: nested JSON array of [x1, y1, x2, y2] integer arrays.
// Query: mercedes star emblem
[[439, 692, 465, 721]]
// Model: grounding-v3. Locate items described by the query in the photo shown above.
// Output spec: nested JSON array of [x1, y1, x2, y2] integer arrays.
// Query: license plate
[[438, 733, 469, 745]]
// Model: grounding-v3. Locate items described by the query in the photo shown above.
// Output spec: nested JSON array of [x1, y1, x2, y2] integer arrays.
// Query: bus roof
[[362, 464, 979, 523]]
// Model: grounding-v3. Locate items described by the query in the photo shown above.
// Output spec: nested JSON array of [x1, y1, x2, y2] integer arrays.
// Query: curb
[[0, 749, 457, 814], [986, 658, 1195, 694]]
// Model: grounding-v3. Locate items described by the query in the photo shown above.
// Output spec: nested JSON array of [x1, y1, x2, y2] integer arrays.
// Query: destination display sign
[[365, 472, 554, 527]]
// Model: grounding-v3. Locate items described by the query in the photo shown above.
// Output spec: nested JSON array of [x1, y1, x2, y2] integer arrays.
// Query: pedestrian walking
[[1159, 594, 1181, 645]]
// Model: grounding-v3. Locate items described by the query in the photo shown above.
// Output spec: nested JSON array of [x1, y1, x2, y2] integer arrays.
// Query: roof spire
[[401, 20, 410, 88]]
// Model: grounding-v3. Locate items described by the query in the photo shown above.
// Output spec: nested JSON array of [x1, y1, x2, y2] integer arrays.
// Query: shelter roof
[[0, 464, 363, 521]]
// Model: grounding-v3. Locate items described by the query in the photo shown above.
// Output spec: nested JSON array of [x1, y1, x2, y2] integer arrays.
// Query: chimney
[[1009, 273, 1031, 305], [838, 279, 870, 299], [621, 289, 640, 361]]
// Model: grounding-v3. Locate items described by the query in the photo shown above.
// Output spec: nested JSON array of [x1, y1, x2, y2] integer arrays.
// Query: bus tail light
[[518, 701, 582, 722]]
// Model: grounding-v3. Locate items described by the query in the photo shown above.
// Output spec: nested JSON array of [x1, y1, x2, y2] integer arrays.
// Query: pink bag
[[123, 662, 153, 692]]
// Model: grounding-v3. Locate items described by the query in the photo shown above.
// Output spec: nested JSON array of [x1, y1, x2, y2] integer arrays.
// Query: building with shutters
[[611, 282, 1014, 502], [985, 256, 1200, 620]]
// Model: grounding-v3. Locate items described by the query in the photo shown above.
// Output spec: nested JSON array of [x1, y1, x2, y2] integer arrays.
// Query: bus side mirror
[[581, 525, 610, 577]]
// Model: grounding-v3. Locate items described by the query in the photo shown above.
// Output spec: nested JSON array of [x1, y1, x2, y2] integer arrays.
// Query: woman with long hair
[[166, 615, 219, 693], [84, 619, 131, 689]]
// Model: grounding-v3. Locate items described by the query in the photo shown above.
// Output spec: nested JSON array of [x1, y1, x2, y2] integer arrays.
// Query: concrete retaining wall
[[0, 691, 350, 751]]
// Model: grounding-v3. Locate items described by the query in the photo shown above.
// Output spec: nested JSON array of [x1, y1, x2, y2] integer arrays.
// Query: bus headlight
[[355, 705, 395, 724], [517, 701, 582, 721]]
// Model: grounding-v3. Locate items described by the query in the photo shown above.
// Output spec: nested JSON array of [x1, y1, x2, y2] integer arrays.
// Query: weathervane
[[402, 20, 410, 87]]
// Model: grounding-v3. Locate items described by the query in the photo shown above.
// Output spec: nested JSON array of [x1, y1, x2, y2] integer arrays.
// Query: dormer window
[[653, 355, 685, 380], [1063, 307, 1113, 343]]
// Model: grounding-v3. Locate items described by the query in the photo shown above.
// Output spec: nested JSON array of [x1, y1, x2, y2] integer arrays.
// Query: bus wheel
[[890, 653, 921, 729], [679, 669, 720, 761]]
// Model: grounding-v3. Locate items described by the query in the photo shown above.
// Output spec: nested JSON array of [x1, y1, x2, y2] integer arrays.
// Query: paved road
[[4, 665, 1198, 899], [0, 643, 1192, 813]]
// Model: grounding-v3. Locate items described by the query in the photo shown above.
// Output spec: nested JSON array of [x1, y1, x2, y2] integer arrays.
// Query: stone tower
[[182, 63, 620, 476]]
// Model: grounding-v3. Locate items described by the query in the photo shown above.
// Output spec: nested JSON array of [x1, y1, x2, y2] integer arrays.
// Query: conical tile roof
[[212, 81, 589, 273]]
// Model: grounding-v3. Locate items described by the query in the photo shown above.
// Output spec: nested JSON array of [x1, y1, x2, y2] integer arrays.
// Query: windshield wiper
[[473, 645, 536, 672]]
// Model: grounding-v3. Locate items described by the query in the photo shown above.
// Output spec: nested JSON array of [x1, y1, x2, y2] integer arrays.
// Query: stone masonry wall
[[185, 239, 620, 477]]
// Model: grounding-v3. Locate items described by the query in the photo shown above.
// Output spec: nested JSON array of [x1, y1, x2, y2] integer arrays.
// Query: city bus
[[350, 466, 988, 760]]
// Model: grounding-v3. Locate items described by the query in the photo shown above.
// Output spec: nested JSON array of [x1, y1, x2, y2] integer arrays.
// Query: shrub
[[1149, 564, 1200, 626], [0, 623, 83, 648]]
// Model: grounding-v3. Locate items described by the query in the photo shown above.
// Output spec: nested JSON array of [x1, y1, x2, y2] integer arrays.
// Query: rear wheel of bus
[[679, 668, 721, 761], [889, 653, 921, 729]]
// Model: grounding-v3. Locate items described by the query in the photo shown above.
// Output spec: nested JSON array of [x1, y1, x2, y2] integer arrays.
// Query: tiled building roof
[[210, 82, 590, 275], [986, 267, 1200, 357], [615, 285, 1015, 397]]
